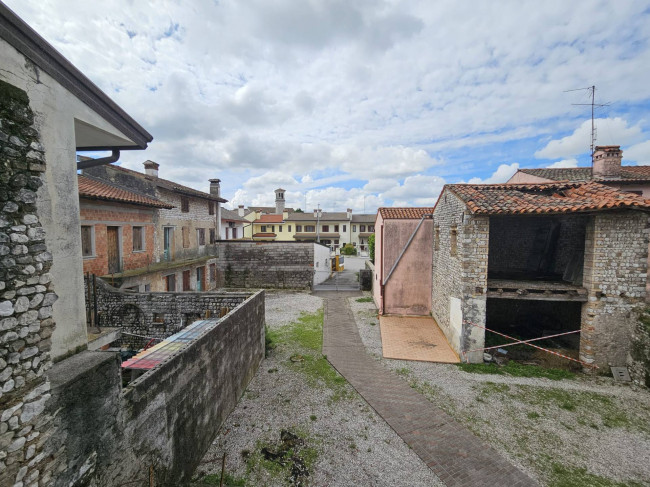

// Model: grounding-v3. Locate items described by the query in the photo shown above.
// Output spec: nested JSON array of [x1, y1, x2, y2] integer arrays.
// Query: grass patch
[[355, 297, 373, 303], [193, 472, 246, 486], [457, 361, 575, 380], [549, 463, 645, 487], [395, 367, 411, 377]]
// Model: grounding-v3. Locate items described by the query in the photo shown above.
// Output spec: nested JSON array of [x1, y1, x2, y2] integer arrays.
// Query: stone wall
[[88, 277, 250, 347], [580, 211, 649, 368], [217, 241, 315, 289], [431, 190, 489, 362], [0, 80, 60, 487], [41, 290, 265, 486], [628, 307, 650, 387]]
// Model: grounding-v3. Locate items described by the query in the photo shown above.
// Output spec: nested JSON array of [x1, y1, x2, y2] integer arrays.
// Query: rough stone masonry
[[0, 80, 58, 487]]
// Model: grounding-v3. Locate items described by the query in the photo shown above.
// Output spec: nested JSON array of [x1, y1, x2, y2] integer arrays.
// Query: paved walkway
[[318, 291, 538, 487]]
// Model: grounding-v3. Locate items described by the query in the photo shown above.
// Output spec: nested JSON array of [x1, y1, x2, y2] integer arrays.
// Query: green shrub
[[341, 243, 357, 256], [368, 234, 375, 263]]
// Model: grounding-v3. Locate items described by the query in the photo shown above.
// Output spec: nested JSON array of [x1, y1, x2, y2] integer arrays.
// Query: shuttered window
[[182, 226, 190, 248], [181, 196, 189, 212], [132, 226, 144, 252], [197, 228, 206, 246], [81, 226, 94, 257]]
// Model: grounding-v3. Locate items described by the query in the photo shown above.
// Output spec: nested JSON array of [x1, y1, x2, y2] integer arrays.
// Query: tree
[[294, 208, 303, 213], [368, 233, 375, 263]]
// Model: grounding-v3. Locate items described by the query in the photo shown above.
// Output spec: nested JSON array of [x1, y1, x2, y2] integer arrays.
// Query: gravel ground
[[193, 291, 443, 487], [349, 294, 650, 487]]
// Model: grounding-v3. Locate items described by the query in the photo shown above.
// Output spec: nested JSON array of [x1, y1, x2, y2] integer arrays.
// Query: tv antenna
[[565, 85, 610, 156]]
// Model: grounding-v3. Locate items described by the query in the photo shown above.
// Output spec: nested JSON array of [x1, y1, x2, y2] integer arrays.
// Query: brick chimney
[[143, 160, 159, 177], [209, 179, 221, 198], [238, 205, 245, 217], [275, 188, 285, 215], [592, 146, 622, 178]]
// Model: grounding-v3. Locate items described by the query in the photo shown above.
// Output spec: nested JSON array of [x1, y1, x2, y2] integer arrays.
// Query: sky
[[8, 1, 650, 212]]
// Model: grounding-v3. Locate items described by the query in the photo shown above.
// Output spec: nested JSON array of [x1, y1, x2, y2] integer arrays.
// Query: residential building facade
[[220, 208, 247, 239]]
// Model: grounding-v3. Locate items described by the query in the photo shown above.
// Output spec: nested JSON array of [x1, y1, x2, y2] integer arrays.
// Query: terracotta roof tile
[[378, 207, 436, 219], [520, 166, 650, 183], [254, 214, 284, 223], [252, 232, 276, 238], [446, 181, 650, 216], [78, 175, 173, 208]]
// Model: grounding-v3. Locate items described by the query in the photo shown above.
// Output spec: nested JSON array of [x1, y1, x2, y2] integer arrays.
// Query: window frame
[[197, 228, 206, 246], [181, 196, 190, 213], [80, 225, 95, 258], [132, 225, 145, 252]]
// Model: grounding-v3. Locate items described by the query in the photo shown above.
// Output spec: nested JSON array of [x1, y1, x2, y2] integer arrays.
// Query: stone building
[[431, 181, 650, 368], [509, 145, 650, 197], [78, 173, 172, 283], [83, 162, 227, 292], [372, 207, 434, 315], [0, 5, 264, 486]]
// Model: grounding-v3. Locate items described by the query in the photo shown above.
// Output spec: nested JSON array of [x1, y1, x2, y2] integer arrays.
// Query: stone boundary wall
[[217, 241, 315, 289], [629, 308, 650, 387], [0, 80, 58, 486], [87, 277, 250, 346], [42, 290, 265, 486]]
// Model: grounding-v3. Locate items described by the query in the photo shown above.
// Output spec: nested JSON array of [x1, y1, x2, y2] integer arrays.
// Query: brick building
[[431, 181, 650, 368], [83, 162, 227, 292], [78, 174, 172, 281]]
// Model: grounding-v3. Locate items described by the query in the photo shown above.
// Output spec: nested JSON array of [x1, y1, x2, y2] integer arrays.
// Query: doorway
[[196, 266, 205, 291], [163, 227, 174, 261]]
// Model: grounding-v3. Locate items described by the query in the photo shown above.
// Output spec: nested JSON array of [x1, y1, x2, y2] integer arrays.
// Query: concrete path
[[318, 291, 538, 487], [313, 256, 366, 291]]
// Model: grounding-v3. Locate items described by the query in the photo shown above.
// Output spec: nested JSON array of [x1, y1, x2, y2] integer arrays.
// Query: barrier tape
[[462, 319, 597, 369], [464, 329, 581, 354]]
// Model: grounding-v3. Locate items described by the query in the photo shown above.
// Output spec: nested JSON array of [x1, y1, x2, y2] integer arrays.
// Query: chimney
[[209, 178, 221, 198], [347, 208, 352, 219], [314, 208, 318, 218], [274, 188, 285, 215], [143, 160, 159, 177], [592, 146, 622, 178], [238, 205, 245, 217]]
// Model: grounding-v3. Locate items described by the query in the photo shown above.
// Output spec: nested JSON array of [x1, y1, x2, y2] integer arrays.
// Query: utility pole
[[566, 85, 610, 157]]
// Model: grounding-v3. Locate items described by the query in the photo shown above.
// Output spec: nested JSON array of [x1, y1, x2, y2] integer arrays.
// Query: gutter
[[77, 150, 120, 169]]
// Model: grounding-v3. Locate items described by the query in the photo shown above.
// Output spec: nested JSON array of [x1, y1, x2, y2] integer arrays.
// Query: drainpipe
[[77, 150, 120, 170], [380, 224, 385, 315]]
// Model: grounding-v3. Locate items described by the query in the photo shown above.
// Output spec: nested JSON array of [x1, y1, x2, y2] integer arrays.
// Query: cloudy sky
[[8, 1, 650, 212]]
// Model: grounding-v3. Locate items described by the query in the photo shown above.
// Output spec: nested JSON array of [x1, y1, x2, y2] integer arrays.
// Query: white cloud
[[624, 140, 650, 165], [547, 158, 578, 168], [381, 174, 446, 206], [535, 118, 643, 159], [468, 163, 519, 184]]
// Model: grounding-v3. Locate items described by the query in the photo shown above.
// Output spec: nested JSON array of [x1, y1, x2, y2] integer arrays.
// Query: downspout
[[77, 149, 120, 169], [380, 224, 385, 315]]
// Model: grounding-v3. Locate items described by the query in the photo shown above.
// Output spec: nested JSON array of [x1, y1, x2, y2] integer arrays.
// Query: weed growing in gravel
[[395, 367, 411, 377], [457, 361, 575, 380], [356, 297, 373, 303], [549, 463, 645, 487], [192, 471, 246, 486]]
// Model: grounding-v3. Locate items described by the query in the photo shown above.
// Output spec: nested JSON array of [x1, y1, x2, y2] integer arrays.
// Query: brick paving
[[380, 315, 460, 363], [318, 291, 538, 487]]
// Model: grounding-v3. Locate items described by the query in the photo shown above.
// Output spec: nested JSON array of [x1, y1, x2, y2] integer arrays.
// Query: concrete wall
[[88, 277, 250, 346], [382, 218, 432, 315], [313, 243, 331, 286], [41, 291, 265, 486], [372, 212, 384, 311], [431, 191, 489, 362], [0, 37, 134, 361], [580, 211, 649, 368], [217, 241, 316, 289]]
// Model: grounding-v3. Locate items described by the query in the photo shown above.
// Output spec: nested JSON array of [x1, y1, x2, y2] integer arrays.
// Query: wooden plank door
[[182, 270, 191, 291], [107, 226, 120, 273]]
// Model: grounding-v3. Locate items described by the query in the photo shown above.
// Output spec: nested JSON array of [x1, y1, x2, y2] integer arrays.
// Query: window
[[334, 225, 339, 232], [279, 225, 283, 232], [369, 225, 375, 232], [153, 312, 165, 323], [132, 226, 144, 252], [144, 284, 151, 292], [296, 225, 302, 232], [81, 225, 94, 257], [360, 225, 366, 232], [434, 226, 440, 251], [197, 228, 206, 246], [181, 196, 189, 212], [209, 228, 216, 244], [261, 225, 267, 232], [271, 225, 275, 232], [450, 226, 458, 257], [182, 226, 190, 248], [232, 228, 238, 239], [305, 225, 315, 232], [165, 274, 176, 291], [343, 225, 346, 232], [322, 225, 329, 232], [288, 225, 292, 232], [209, 201, 215, 215], [352, 225, 357, 232], [182, 270, 191, 291]]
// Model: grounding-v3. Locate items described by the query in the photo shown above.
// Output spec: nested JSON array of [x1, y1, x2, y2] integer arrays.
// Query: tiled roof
[[78, 175, 173, 208], [519, 166, 650, 183], [254, 214, 284, 224], [106, 165, 227, 202], [350, 213, 376, 222], [221, 208, 247, 223], [378, 207, 436, 219], [286, 212, 349, 222], [252, 232, 276, 238], [246, 206, 295, 215], [293, 232, 340, 239], [446, 182, 650, 215]]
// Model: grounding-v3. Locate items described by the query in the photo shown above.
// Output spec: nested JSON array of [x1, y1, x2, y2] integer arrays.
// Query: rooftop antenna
[[565, 85, 611, 156]]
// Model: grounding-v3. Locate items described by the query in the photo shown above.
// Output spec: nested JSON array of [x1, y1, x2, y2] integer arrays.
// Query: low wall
[[217, 241, 315, 289], [629, 307, 650, 387], [42, 290, 265, 486], [87, 277, 250, 347]]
